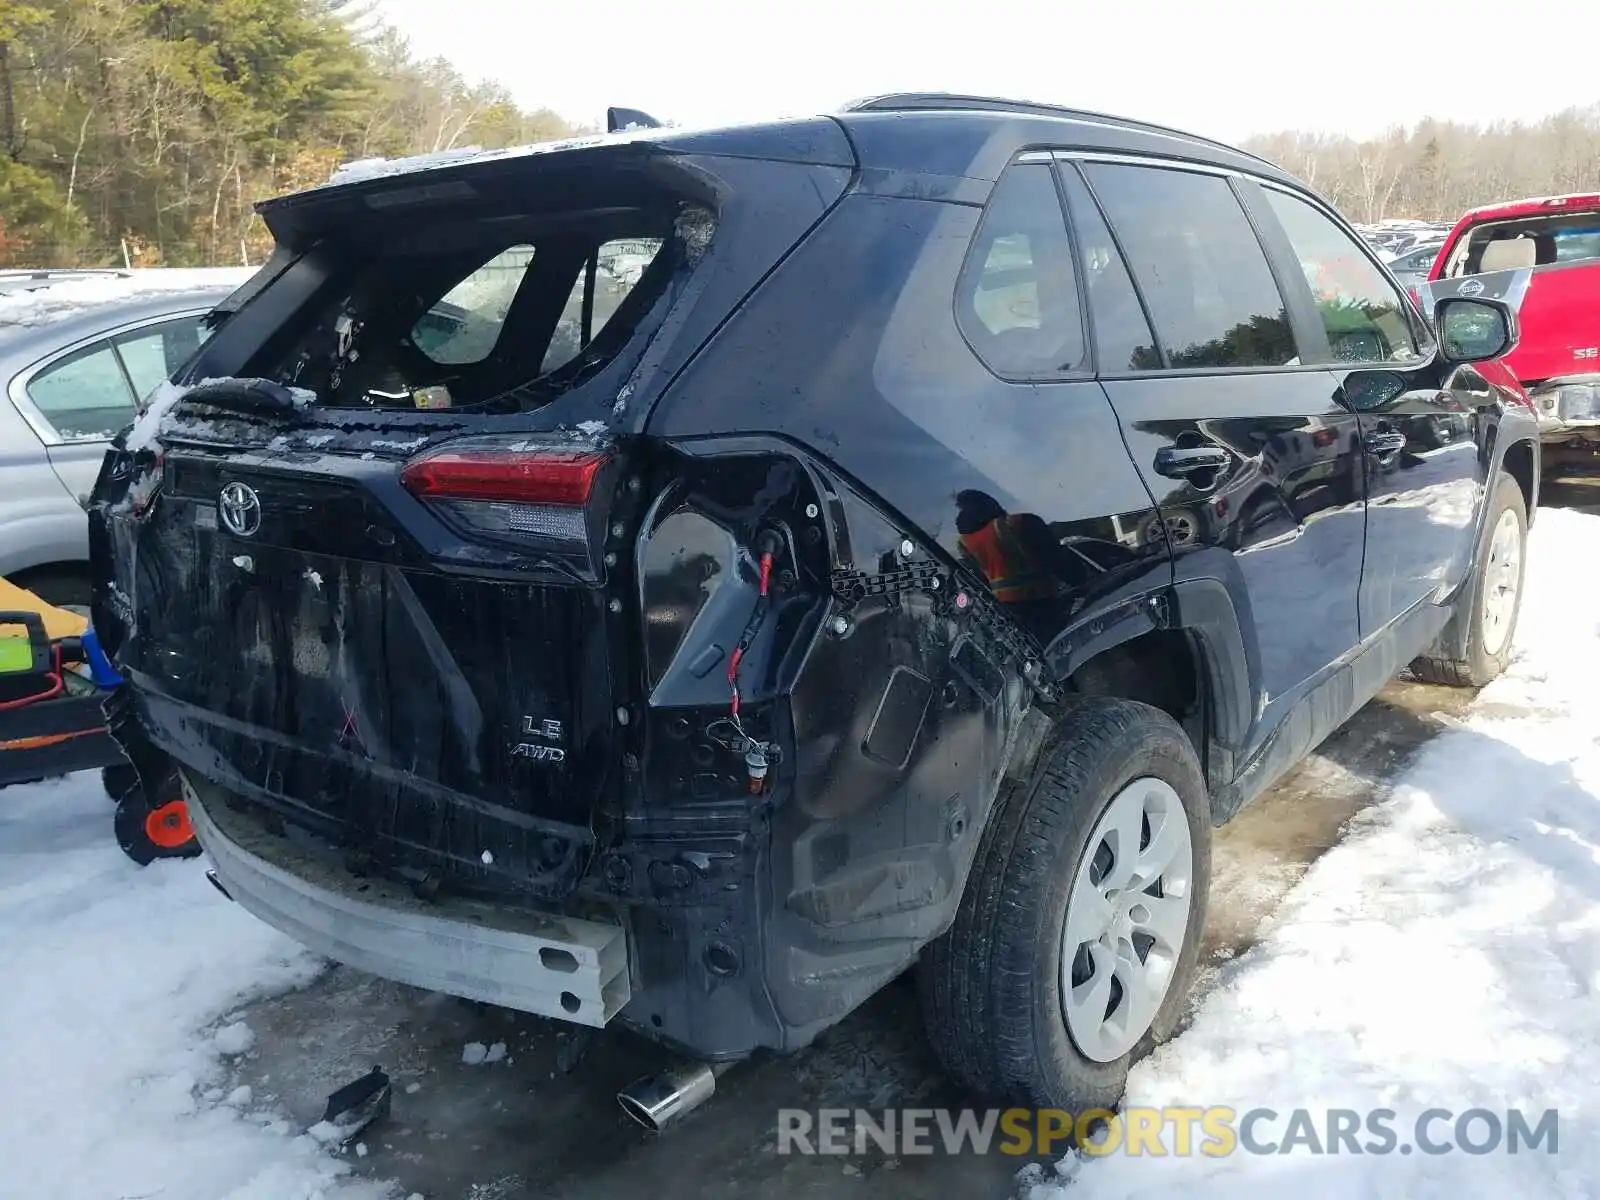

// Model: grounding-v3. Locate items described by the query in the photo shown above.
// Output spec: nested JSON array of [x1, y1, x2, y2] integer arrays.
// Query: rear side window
[[25, 314, 217, 439], [1083, 164, 1298, 370], [25, 343, 134, 439], [957, 164, 1085, 376], [115, 317, 213, 399], [1261, 188, 1421, 365]]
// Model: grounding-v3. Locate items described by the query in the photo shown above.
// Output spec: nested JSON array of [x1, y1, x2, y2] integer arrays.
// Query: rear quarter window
[[956, 163, 1086, 377]]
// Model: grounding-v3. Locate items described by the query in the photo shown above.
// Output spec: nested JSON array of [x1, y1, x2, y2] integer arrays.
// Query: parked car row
[[1354, 218, 1454, 259]]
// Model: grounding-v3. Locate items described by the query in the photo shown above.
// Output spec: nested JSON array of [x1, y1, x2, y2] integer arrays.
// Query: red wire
[[0, 645, 65, 711], [727, 646, 745, 715], [727, 551, 775, 719]]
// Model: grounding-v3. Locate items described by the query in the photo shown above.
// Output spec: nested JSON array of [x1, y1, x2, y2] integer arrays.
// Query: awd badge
[[511, 715, 565, 763]]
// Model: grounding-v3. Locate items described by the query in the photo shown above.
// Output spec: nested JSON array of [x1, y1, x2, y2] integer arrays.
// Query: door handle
[[1154, 445, 1230, 478], [1363, 431, 1407, 456]]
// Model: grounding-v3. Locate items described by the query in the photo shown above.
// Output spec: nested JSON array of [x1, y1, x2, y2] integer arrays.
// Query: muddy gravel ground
[[224, 672, 1479, 1200]]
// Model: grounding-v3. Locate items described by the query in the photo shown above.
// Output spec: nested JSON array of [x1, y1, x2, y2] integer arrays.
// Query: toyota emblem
[[218, 481, 262, 537]]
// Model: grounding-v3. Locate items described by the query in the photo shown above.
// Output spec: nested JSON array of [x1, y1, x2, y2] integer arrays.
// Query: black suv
[[90, 94, 1538, 1122]]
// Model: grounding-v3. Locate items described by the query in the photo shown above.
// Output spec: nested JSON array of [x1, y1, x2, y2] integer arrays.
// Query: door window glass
[[1261, 188, 1422, 365], [1058, 166, 1160, 372], [1083, 163, 1298, 369]]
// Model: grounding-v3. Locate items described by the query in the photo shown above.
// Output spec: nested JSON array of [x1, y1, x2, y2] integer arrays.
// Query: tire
[[113, 769, 201, 866], [1410, 473, 1527, 688], [918, 696, 1211, 1111]]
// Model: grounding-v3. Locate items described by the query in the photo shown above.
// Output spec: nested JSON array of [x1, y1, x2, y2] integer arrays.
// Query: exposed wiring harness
[[710, 529, 786, 793]]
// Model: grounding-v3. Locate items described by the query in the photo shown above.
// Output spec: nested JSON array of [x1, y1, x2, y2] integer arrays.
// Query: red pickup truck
[[1417, 193, 1600, 475]]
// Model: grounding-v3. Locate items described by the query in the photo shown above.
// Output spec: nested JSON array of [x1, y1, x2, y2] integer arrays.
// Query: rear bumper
[[185, 776, 631, 1027]]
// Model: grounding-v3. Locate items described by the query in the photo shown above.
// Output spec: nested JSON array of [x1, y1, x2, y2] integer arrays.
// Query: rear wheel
[[113, 770, 200, 865], [918, 697, 1210, 1110], [1411, 473, 1527, 688]]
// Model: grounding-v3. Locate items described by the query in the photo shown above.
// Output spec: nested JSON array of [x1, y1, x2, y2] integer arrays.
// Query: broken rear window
[[264, 207, 692, 413]]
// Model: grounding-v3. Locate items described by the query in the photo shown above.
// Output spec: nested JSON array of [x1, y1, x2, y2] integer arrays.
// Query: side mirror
[[1435, 296, 1518, 364]]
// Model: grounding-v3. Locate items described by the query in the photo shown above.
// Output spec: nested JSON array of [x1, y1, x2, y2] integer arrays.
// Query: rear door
[[1252, 183, 1489, 636], [1062, 158, 1365, 726]]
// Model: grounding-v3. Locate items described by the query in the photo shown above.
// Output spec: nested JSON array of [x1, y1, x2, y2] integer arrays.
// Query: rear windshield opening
[[1444, 211, 1600, 277], [261, 201, 709, 413]]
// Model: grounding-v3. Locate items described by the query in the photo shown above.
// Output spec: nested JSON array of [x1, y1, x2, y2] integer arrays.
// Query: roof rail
[[840, 93, 1278, 170]]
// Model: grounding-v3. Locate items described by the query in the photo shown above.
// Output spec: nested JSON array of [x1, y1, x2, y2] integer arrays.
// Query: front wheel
[[1411, 473, 1527, 688], [918, 697, 1211, 1110]]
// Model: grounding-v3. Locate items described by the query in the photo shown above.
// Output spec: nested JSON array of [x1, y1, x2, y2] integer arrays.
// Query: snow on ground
[[0, 778, 394, 1200], [0, 267, 252, 328], [1037, 504, 1600, 1198]]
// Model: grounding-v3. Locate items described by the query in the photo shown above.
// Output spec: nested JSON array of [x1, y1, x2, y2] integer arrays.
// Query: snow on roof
[[0, 267, 252, 330], [315, 123, 711, 192]]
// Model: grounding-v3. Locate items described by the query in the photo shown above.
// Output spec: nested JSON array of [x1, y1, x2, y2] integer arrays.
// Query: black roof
[[842, 93, 1280, 172], [835, 93, 1296, 189]]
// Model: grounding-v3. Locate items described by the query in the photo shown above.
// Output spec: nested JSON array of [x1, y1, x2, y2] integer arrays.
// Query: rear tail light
[[401, 437, 613, 574], [401, 445, 607, 505]]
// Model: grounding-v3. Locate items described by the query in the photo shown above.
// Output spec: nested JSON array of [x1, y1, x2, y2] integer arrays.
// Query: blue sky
[[377, 0, 1598, 142]]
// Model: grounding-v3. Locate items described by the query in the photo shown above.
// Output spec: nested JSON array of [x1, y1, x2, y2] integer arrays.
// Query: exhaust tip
[[616, 1062, 720, 1133], [616, 1087, 664, 1132]]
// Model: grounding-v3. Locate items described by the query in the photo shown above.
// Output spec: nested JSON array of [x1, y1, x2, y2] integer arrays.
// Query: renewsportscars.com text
[[776, 1107, 1559, 1157]]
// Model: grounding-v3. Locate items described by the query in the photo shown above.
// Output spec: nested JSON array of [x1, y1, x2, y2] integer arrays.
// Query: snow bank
[[1038, 505, 1600, 1198], [0, 776, 393, 1200], [0, 268, 251, 328]]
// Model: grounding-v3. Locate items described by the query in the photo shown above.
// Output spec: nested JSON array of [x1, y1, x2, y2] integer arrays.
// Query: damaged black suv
[[90, 94, 1539, 1123]]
